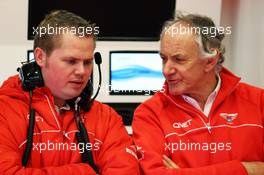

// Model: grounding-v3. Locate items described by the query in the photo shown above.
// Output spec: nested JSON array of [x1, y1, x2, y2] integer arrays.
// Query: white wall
[[0, 0, 32, 84], [0, 0, 263, 104], [177, 0, 222, 26], [221, 0, 264, 87]]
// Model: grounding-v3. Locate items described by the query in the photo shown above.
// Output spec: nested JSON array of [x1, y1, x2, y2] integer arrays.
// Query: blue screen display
[[110, 51, 165, 95]]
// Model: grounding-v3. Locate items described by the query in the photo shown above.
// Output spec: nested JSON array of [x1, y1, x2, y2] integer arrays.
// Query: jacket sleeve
[[96, 106, 140, 175], [132, 104, 248, 175], [0, 113, 97, 175]]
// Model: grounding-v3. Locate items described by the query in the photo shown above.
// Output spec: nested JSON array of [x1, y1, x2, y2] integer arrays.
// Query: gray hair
[[161, 12, 226, 72]]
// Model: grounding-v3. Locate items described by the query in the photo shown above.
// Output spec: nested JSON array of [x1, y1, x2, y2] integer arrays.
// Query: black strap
[[75, 121, 99, 174], [22, 108, 35, 166]]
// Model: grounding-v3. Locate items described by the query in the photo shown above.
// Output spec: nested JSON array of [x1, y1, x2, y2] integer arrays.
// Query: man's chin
[[169, 88, 183, 96], [63, 91, 83, 100]]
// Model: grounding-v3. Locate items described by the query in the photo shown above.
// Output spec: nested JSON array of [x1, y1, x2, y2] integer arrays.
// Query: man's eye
[[67, 60, 76, 64], [160, 56, 167, 63], [174, 56, 186, 63], [84, 60, 92, 66], [176, 57, 183, 61]]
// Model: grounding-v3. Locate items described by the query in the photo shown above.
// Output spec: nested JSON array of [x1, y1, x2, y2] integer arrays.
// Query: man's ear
[[204, 49, 219, 72], [34, 47, 47, 67]]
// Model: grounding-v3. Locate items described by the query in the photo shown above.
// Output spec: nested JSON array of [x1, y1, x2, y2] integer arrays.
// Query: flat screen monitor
[[28, 0, 175, 41], [109, 51, 165, 95]]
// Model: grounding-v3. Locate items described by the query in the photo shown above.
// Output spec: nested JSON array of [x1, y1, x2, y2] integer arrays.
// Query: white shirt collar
[[55, 103, 71, 114], [182, 74, 221, 117]]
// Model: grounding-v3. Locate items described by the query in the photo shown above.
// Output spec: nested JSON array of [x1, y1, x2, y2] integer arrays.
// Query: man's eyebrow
[[84, 57, 94, 60], [159, 53, 182, 57], [68, 57, 93, 60]]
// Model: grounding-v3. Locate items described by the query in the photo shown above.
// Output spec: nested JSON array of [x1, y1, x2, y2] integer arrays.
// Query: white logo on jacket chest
[[220, 113, 238, 124], [173, 119, 192, 128]]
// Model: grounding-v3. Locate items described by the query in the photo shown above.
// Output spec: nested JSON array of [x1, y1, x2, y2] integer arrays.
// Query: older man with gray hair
[[132, 13, 264, 175]]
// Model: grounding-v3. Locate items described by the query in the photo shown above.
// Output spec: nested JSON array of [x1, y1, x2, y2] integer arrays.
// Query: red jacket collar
[[159, 67, 241, 111]]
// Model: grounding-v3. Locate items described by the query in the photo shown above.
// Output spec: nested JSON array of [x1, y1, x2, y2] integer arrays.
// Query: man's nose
[[163, 59, 176, 77], [75, 62, 85, 75]]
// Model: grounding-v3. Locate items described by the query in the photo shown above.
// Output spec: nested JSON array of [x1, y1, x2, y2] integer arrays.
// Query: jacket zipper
[[164, 94, 212, 134]]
